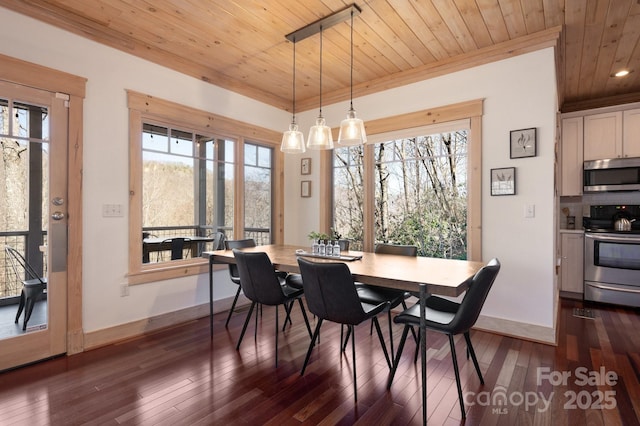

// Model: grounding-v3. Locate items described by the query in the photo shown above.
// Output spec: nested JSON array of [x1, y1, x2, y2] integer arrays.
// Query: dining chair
[[5, 245, 48, 331], [387, 258, 501, 419], [159, 237, 191, 261], [352, 243, 417, 356], [297, 257, 391, 401], [233, 249, 312, 367], [224, 238, 257, 327]]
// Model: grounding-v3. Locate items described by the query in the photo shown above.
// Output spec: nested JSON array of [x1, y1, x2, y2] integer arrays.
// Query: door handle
[[51, 211, 65, 221]]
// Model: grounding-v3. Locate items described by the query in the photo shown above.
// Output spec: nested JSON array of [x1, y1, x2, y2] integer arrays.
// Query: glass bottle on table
[[333, 240, 341, 257], [312, 239, 319, 254], [326, 240, 333, 256], [319, 240, 326, 255]]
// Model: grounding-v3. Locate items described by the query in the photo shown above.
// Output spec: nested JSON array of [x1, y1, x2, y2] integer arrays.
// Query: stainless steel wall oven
[[583, 205, 640, 308]]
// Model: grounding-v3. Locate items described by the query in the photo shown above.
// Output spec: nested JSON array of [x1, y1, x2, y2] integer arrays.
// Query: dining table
[[203, 244, 486, 425]]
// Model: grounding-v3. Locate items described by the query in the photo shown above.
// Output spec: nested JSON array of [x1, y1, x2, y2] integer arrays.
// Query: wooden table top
[[204, 244, 485, 297]]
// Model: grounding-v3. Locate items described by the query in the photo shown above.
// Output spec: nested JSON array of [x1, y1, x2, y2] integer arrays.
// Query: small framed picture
[[491, 167, 516, 196], [301, 157, 311, 175], [510, 128, 537, 158], [301, 180, 311, 197]]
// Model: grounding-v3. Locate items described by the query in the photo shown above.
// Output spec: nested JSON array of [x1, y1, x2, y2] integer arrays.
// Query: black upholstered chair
[[224, 238, 257, 327], [5, 245, 48, 331], [387, 258, 501, 419], [353, 243, 417, 355], [233, 249, 312, 367], [297, 257, 391, 401]]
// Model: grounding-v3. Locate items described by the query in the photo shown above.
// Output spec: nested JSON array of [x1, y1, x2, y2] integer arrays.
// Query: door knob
[[51, 211, 65, 220]]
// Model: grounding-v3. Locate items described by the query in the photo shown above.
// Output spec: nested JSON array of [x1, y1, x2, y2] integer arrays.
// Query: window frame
[[127, 91, 284, 284], [322, 99, 483, 260]]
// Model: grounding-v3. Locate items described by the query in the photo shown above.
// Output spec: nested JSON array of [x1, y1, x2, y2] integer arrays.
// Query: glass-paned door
[[0, 81, 68, 371]]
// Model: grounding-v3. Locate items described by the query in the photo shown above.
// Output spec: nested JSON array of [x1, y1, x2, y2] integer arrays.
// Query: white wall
[[1, 7, 558, 339]]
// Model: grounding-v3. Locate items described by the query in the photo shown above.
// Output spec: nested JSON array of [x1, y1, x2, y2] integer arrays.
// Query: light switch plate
[[525, 204, 535, 218]]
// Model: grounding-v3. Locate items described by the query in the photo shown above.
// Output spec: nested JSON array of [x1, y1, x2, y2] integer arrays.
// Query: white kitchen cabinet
[[560, 117, 583, 196], [560, 232, 584, 294], [623, 108, 640, 158], [584, 111, 622, 161]]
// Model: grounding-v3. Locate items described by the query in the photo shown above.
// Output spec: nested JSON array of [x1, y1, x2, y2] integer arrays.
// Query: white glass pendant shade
[[338, 108, 367, 146], [280, 121, 306, 153], [307, 116, 334, 150]]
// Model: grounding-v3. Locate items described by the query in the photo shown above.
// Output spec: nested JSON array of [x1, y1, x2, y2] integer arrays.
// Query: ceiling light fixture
[[280, 36, 305, 153], [306, 25, 333, 150], [613, 69, 631, 78], [283, 4, 362, 152], [338, 9, 366, 146]]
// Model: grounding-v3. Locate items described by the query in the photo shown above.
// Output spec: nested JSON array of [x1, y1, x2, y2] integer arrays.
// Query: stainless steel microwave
[[584, 157, 640, 192]]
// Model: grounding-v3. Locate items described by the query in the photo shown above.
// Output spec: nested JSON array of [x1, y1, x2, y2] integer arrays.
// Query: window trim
[[127, 91, 284, 284], [322, 99, 484, 260]]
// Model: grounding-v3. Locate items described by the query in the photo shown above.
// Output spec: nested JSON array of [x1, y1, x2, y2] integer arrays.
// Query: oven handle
[[586, 282, 640, 294], [585, 233, 640, 243]]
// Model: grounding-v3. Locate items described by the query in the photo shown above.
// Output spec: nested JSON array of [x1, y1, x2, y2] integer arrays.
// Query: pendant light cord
[[350, 10, 354, 111], [292, 36, 296, 122], [319, 25, 323, 117]]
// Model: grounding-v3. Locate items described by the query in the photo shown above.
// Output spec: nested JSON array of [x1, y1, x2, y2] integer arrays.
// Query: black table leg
[[420, 283, 427, 425], [209, 255, 214, 339]]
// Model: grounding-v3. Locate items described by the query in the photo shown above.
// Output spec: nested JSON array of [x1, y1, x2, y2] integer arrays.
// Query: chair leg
[[236, 302, 256, 350], [301, 319, 323, 376], [274, 305, 279, 367], [387, 325, 410, 389], [351, 325, 358, 402], [464, 332, 484, 384], [297, 298, 313, 339], [342, 326, 352, 352], [14, 290, 26, 324], [372, 317, 391, 369], [387, 310, 394, 360], [23, 297, 36, 330], [225, 286, 242, 327], [448, 334, 466, 419]]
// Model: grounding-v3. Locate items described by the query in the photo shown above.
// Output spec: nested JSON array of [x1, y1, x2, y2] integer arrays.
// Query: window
[[244, 142, 274, 245], [373, 131, 468, 259], [333, 145, 365, 251], [127, 91, 283, 283], [329, 101, 482, 259], [141, 122, 234, 262]]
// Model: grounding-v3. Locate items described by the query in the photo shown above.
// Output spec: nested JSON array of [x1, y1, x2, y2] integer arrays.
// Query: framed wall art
[[301, 157, 311, 175], [491, 167, 516, 196], [510, 127, 537, 158], [301, 180, 311, 198]]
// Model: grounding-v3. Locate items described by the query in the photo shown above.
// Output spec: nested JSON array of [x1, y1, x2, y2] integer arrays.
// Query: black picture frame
[[301, 157, 311, 175], [510, 127, 537, 158], [301, 180, 311, 197], [491, 167, 516, 196]]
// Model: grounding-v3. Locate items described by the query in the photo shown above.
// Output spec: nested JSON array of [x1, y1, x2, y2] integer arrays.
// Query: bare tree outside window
[[333, 130, 468, 259]]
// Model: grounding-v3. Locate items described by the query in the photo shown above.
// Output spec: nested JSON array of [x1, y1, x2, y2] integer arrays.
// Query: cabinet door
[[623, 109, 640, 158], [584, 111, 622, 160], [560, 117, 583, 195], [560, 233, 584, 294]]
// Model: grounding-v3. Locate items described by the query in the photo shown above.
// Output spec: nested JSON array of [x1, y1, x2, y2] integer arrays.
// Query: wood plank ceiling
[[1, 0, 639, 113]]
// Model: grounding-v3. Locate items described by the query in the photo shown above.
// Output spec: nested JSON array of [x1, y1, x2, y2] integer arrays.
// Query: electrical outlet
[[525, 204, 535, 218], [120, 283, 130, 297]]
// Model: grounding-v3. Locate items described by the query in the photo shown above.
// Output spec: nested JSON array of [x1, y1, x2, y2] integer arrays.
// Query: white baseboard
[[83, 297, 556, 351], [474, 314, 557, 345], [83, 295, 250, 350]]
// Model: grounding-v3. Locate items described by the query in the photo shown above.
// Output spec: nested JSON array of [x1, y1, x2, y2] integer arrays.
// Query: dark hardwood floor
[[1, 298, 639, 425]]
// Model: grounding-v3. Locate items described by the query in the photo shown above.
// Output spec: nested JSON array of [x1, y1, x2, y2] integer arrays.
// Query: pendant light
[[338, 9, 366, 146], [280, 37, 306, 153], [307, 25, 334, 150]]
